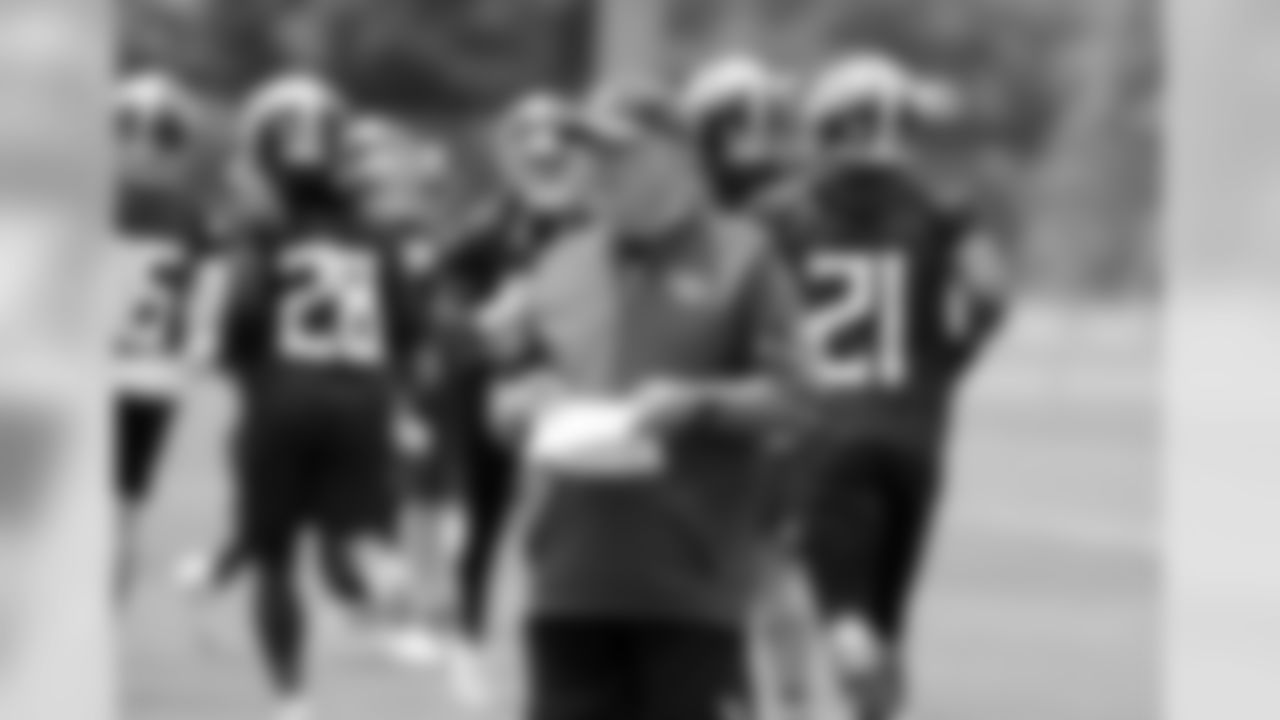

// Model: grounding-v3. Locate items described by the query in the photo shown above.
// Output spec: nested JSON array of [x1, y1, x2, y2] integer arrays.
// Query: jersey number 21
[[802, 251, 910, 390]]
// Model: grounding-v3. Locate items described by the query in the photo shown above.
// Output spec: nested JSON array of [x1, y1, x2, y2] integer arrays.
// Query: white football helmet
[[116, 71, 201, 185], [680, 55, 792, 203], [680, 54, 785, 123], [236, 72, 348, 181], [802, 52, 956, 168]]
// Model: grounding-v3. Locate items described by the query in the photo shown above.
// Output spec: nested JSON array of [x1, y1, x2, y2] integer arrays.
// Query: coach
[[481, 96, 801, 720]]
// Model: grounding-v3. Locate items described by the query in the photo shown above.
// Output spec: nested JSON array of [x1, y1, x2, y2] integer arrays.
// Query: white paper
[[525, 399, 665, 479]]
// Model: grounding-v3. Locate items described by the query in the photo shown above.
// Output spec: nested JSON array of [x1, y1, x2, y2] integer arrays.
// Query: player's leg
[[860, 447, 945, 719], [175, 432, 251, 599], [636, 619, 751, 720], [316, 388, 418, 630], [391, 435, 466, 667], [445, 363, 514, 638], [398, 394, 464, 631], [237, 403, 314, 719], [115, 394, 175, 602], [797, 441, 892, 719], [458, 431, 516, 639], [523, 617, 633, 720], [747, 441, 831, 720]]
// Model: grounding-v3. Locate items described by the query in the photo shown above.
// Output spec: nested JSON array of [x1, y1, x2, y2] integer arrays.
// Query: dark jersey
[[438, 196, 583, 308], [761, 172, 1000, 446], [113, 187, 215, 397], [217, 213, 422, 390], [420, 196, 587, 388]]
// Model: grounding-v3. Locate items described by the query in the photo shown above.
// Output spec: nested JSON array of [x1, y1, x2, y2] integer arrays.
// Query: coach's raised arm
[[476, 92, 803, 720]]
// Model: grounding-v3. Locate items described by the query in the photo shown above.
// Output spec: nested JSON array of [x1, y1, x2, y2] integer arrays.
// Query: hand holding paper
[[628, 378, 706, 436]]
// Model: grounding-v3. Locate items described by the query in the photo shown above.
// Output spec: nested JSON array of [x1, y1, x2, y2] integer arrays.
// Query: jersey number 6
[[801, 251, 910, 390], [278, 243, 386, 366]]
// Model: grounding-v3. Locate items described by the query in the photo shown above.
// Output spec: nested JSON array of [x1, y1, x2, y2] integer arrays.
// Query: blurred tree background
[[120, 0, 1158, 299]]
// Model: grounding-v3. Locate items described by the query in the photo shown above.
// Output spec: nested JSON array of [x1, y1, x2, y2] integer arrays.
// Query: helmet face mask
[[256, 106, 347, 185], [803, 53, 952, 184], [683, 56, 792, 203], [705, 95, 790, 176], [116, 73, 200, 194], [240, 75, 353, 212], [812, 97, 923, 172]]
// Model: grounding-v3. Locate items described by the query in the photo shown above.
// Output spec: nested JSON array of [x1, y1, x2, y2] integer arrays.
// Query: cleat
[[274, 698, 314, 720], [444, 640, 493, 711], [379, 625, 447, 668]]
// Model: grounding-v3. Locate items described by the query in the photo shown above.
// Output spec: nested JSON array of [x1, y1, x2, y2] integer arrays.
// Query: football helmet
[[236, 72, 351, 210], [679, 54, 791, 206], [802, 52, 955, 171], [116, 71, 201, 190]]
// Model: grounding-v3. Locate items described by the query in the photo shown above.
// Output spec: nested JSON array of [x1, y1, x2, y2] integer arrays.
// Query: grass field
[[121, 306, 1159, 720]]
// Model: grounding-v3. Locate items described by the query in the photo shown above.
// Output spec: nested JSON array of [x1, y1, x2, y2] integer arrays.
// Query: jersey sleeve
[[380, 241, 432, 383], [752, 182, 815, 274], [739, 223, 804, 382], [477, 271, 545, 373], [940, 209, 1009, 374], [212, 238, 276, 375]]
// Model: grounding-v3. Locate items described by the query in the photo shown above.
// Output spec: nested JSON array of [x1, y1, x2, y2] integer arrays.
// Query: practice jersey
[[438, 196, 583, 308], [217, 213, 423, 391], [113, 189, 215, 398], [761, 173, 1002, 447]]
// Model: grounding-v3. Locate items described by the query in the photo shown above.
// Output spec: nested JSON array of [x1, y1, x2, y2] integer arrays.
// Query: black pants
[[798, 440, 942, 645], [526, 617, 750, 720], [432, 363, 517, 638], [117, 395, 175, 507], [456, 410, 516, 637]]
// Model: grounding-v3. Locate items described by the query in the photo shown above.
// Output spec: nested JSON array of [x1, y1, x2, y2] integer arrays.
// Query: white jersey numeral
[[801, 251, 910, 390], [277, 242, 386, 366]]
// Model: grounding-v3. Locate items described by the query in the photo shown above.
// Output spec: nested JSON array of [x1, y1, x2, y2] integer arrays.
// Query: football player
[[214, 73, 425, 720], [429, 89, 596, 650], [680, 55, 794, 212], [113, 70, 218, 602], [346, 115, 474, 667], [761, 53, 1010, 720]]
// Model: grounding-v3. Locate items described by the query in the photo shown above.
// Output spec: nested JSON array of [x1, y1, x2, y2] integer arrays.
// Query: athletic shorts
[[525, 617, 750, 720], [232, 377, 397, 563], [794, 436, 942, 644], [116, 394, 175, 506]]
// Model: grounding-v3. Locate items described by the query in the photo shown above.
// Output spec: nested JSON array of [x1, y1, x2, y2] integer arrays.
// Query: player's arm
[[477, 274, 573, 439], [174, 211, 253, 394], [209, 230, 274, 378], [181, 252, 232, 370], [945, 220, 1012, 366], [476, 273, 541, 371], [710, 237, 802, 429]]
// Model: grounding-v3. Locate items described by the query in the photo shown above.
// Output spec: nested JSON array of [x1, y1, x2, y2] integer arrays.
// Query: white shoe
[[274, 697, 314, 720], [830, 617, 882, 679], [380, 624, 447, 667], [173, 551, 224, 654], [173, 550, 219, 598], [445, 641, 493, 711]]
